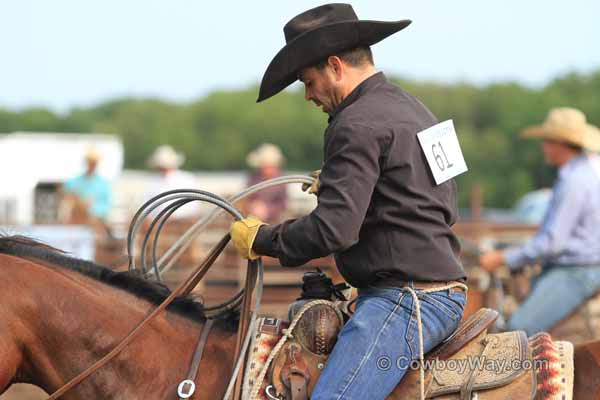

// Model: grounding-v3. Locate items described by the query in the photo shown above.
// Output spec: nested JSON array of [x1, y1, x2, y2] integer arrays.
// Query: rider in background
[[62, 146, 112, 228], [480, 107, 600, 336]]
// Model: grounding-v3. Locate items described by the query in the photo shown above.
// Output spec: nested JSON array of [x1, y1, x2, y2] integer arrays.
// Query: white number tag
[[417, 120, 468, 185]]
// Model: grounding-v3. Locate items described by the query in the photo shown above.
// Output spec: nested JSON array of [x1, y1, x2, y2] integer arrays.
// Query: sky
[[1, 1, 598, 112]]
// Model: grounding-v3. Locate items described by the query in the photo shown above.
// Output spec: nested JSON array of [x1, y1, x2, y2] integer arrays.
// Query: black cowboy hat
[[257, 3, 411, 102]]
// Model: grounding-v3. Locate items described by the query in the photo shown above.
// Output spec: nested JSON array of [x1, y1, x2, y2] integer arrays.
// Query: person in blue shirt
[[63, 147, 112, 223], [480, 107, 600, 335]]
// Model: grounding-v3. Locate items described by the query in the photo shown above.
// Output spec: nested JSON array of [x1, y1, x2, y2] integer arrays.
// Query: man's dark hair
[[315, 46, 374, 70]]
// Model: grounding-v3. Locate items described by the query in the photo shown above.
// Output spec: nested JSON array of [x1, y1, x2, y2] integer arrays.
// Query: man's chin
[[312, 102, 331, 114]]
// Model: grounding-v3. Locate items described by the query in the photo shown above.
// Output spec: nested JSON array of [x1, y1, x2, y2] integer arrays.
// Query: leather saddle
[[268, 305, 537, 400]]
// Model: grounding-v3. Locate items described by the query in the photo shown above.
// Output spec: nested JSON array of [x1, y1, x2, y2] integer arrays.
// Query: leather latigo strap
[[46, 234, 230, 400]]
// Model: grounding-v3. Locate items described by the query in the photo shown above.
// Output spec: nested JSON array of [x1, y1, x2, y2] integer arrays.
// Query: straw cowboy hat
[[246, 143, 285, 168], [84, 146, 102, 162], [147, 145, 185, 169], [522, 107, 600, 152], [257, 3, 411, 102]]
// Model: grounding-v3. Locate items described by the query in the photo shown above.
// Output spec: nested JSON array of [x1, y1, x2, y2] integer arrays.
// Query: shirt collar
[[328, 72, 387, 123], [558, 153, 586, 179]]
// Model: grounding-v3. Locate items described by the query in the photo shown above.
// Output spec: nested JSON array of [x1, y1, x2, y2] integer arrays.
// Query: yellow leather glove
[[230, 216, 267, 260], [301, 169, 321, 195]]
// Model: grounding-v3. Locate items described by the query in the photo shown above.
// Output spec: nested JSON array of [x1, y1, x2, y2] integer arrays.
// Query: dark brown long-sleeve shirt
[[254, 72, 466, 288]]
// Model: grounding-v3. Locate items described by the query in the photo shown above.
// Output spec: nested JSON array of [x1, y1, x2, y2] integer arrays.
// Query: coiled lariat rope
[[124, 187, 264, 400], [129, 176, 315, 317], [125, 176, 316, 400], [136, 175, 315, 281]]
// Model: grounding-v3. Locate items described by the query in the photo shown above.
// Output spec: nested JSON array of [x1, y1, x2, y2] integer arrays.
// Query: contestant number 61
[[431, 141, 453, 172]]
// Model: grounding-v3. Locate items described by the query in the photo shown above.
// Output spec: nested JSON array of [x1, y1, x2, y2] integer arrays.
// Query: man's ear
[[327, 56, 344, 81]]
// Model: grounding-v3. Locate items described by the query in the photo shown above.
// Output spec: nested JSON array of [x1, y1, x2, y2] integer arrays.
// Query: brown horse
[[1, 235, 600, 399], [0, 236, 238, 399]]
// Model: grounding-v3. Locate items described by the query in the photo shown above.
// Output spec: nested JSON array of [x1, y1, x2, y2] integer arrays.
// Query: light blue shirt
[[505, 154, 600, 269], [64, 173, 112, 219]]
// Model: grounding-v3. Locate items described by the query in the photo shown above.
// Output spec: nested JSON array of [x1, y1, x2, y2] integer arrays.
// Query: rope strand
[[405, 282, 468, 400], [247, 300, 343, 400]]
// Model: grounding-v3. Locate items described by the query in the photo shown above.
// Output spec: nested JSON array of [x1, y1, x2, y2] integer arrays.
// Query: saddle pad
[[242, 317, 288, 400], [529, 332, 574, 400], [429, 331, 529, 397]]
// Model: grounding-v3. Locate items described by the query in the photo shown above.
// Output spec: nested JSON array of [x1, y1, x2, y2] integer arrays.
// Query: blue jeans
[[310, 286, 467, 400], [507, 265, 600, 336]]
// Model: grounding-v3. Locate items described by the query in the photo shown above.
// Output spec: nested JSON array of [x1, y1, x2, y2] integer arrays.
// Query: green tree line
[[1, 69, 599, 208]]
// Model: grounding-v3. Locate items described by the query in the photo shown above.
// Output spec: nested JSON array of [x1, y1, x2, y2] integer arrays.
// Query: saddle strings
[[405, 283, 469, 400]]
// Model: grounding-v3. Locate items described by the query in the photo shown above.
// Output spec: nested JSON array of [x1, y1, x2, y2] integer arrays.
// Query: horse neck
[[1, 255, 237, 399]]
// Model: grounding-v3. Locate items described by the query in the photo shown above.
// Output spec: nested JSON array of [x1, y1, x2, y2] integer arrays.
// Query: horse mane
[[0, 235, 238, 330]]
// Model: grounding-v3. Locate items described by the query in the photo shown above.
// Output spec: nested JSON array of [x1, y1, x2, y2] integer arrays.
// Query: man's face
[[159, 166, 175, 176], [298, 65, 340, 115], [541, 139, 568, 166], [86, 159, 98, 174], [259, 164, 280, 179]]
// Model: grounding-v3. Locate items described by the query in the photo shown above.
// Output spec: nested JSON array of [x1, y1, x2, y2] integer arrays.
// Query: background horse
[[1, 235, 600, 399]]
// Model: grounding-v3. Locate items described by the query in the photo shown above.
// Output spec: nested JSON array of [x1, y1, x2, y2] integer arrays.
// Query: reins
[[46, 177, 315, 399], [46, 233, 234, 399]]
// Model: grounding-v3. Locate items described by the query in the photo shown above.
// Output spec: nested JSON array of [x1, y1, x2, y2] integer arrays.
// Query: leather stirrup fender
[[281, 343, 311, 400]]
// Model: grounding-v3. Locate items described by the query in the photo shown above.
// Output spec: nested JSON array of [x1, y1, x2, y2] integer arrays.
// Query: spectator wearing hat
[[144, 145, 198, 219], [481, 107, 600, 335], [244, 143, 288, 223], [62, 146, 112, 223]]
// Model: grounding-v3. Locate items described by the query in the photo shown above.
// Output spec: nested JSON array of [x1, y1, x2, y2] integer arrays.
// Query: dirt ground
[[1, 384, 47, 400]]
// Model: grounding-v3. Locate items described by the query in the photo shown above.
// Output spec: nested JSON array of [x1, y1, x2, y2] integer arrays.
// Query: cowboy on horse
[[480, 107, 600, 336], [230, 4, 468, 399]]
